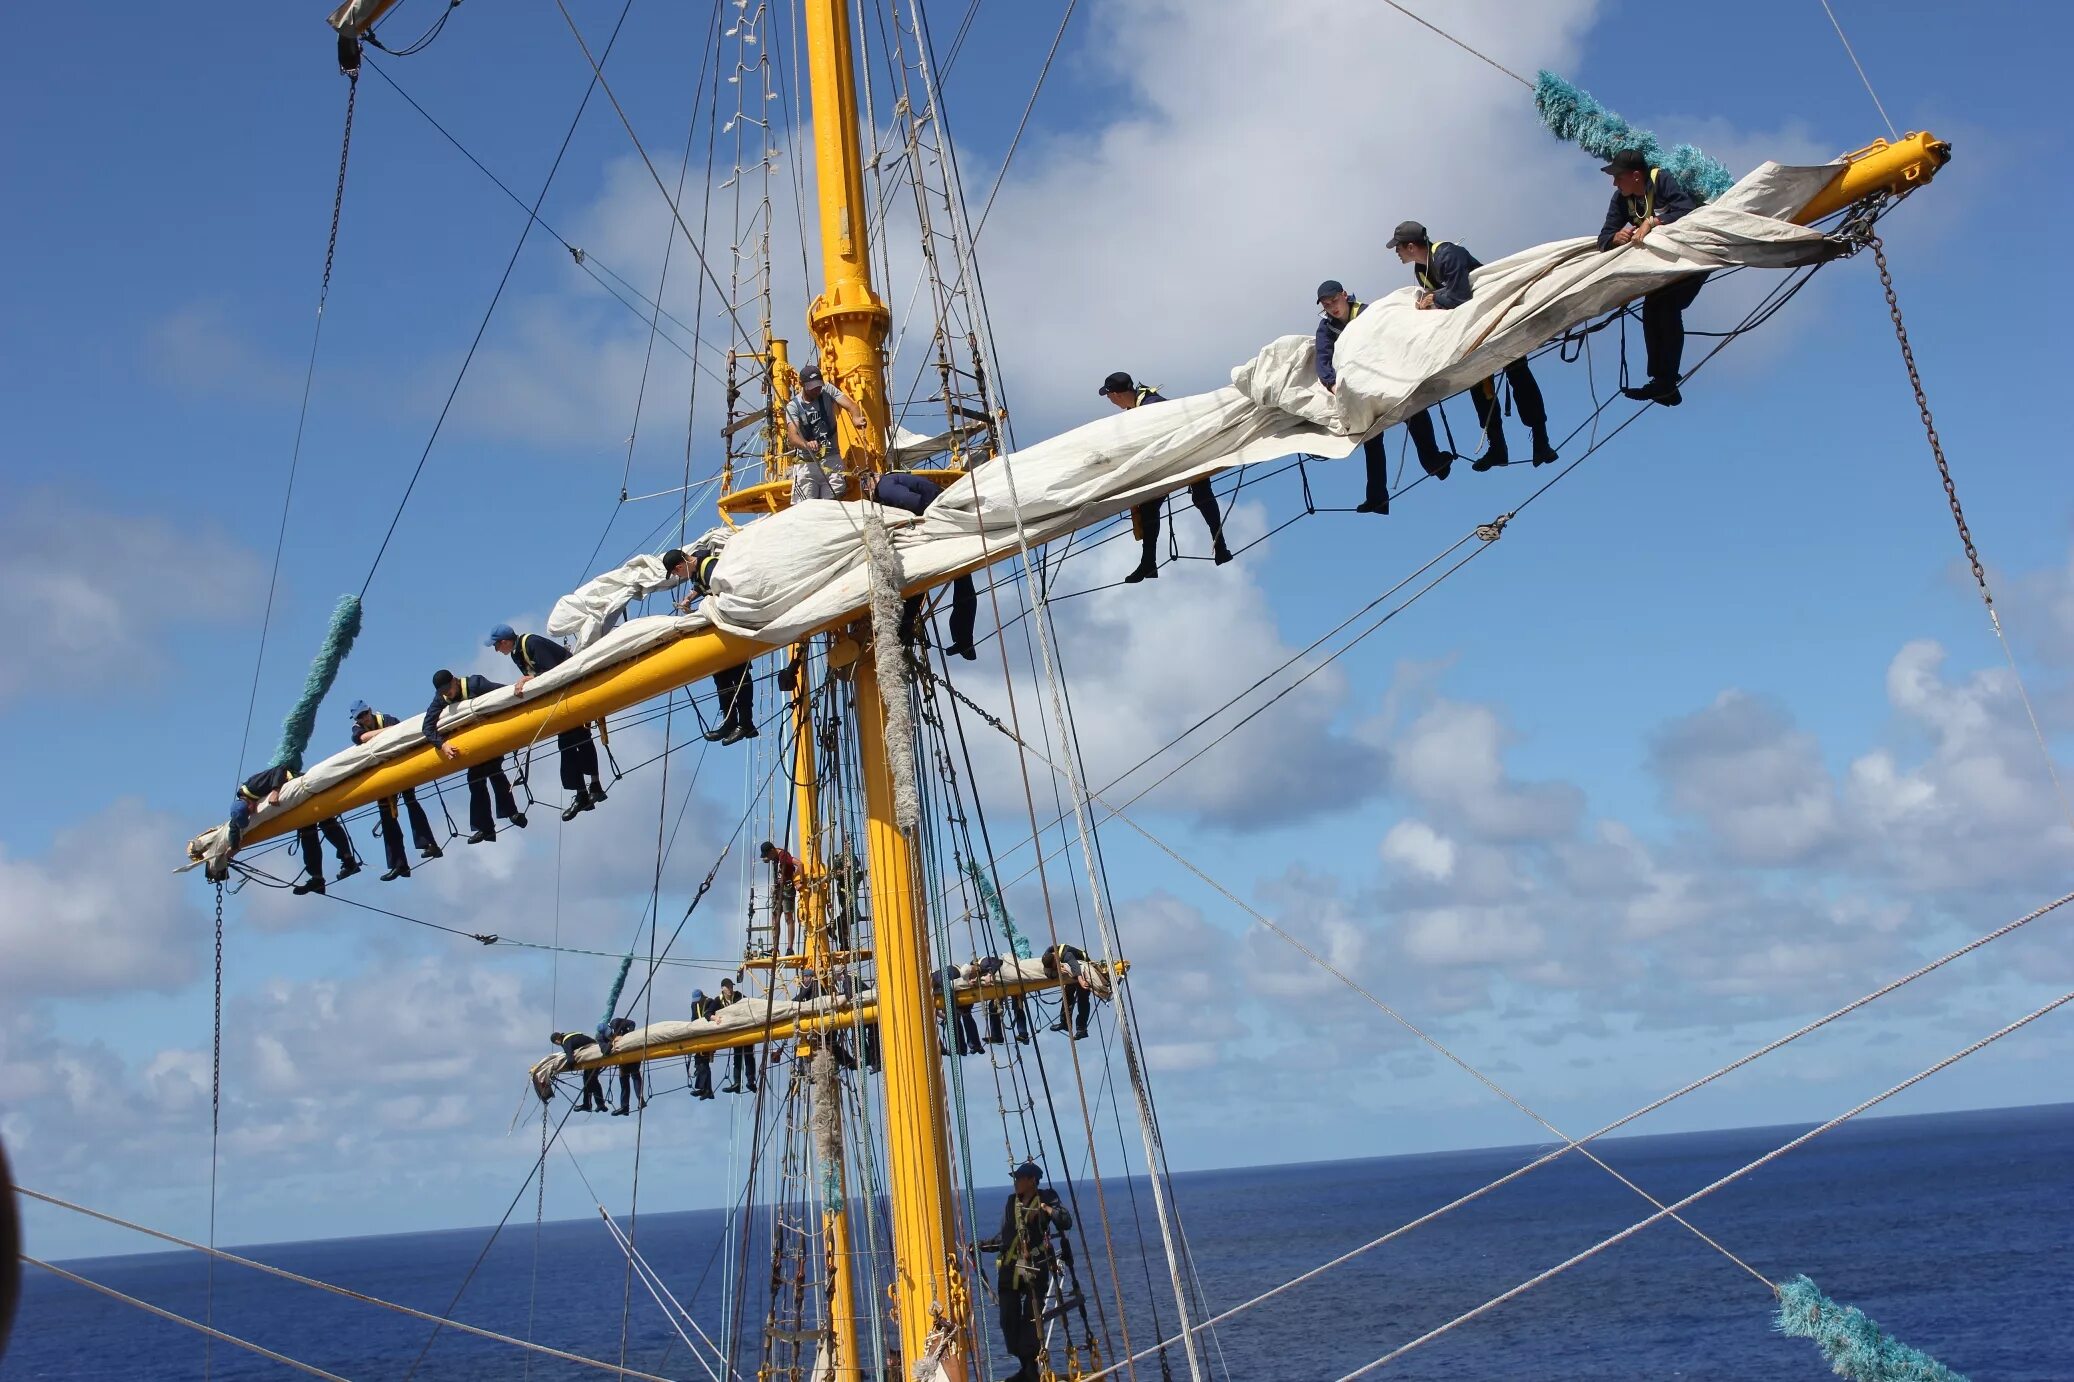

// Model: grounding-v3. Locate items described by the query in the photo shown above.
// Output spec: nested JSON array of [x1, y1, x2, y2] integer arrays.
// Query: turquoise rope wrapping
[[1535, 71, 1734, 202], [270, 594, 363, 772], [966, 858, 1031, 959], [596, 954, 633, 1043], [1776, 1275, 1969, 1382]]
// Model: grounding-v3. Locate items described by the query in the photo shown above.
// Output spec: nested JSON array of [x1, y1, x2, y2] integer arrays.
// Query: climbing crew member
[[976, 1161, 1073, 1382], [601, 1016, 645, 1116], [488, 623, 610, 821], [782, 363, 870, 503], [663, 547, 758, 746], [864, 469, 979, 660], [945, 965, 985, 1056], [966, 956, 1032, 1045], [1597, 148, 1703, 405], [423, 670, 527, 844], [226, 763, 361, 896], [761, 840, 801, 953], [687, 989, 719, 1100], [1389, 221, 1560, 470], [1097, 371, 1233, 582], [1041, 943, 1093, 1040], [348, 701, 443, 881], [828, 842, 864, 951], [1315, 281, 1455, 509], [551, 1030, 609, 1112], [717, 978, 760, 1094]]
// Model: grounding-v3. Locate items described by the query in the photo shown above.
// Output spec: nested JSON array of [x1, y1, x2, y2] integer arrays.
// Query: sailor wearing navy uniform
[[1096, 372, 1232, 582], [1389, 220, 1559, 469], [227, 763, 361, 896], [977, 1161, 1073, 1382], [348, 700, 443, 880], [551, 1029, 608, 1112], [1314, 282, 1455, 511], [1596, 148, 1703, 405], [662, 547, 758, 745], [487, 623, 609, 821], [423, 670, 527, 843], [863, 469, 979, 659], [782, 363, 869, 502]]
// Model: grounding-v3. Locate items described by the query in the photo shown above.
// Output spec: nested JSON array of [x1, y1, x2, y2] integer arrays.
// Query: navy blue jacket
[[1598, 166, 1699, 251], [508, 632, 572, 679], [230, 763, 298, 833], [1413, 241, 1481, 310], [350, 710, 401, 747], [422, 673, 505, 749], [874, 471, 942, 516], [1314, 303, 1367, 390]]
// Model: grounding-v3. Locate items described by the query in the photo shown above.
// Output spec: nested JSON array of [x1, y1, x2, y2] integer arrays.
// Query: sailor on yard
[[602, 1016, 645, 1116], [864, 468, 979, 660], [227, 764, 361, 895], [1315, 280, 1455, 507], [551, 1029, 609, 1113], [1597, 148, 1703, 405], [1390, 220, 1560, 469], [782, 364, 868, 503], [488, 623, 609, 821], [349, 700, 442, 881], [977, 1161, 1073, 1382], [1041, 943, 1093, 1040], [717, 978, 759, 1094], [423, 670, 527, 843], [663, 547, 758, 746], [687, 989, 719, 1100], [1097, 371, 1233, 583]]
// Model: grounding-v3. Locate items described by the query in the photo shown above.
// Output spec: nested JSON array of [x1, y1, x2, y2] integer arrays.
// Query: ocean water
[[6, 1103, 2069, 1380]]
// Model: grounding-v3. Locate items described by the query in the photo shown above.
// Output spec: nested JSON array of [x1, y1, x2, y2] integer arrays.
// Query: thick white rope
[[860, 503, 922, 833], [1335, 989, 2074, 1378], [13, 1187, 684, 1382]]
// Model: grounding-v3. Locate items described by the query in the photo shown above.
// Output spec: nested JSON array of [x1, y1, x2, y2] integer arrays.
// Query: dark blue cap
[[1012, 1160, 1042, 1181], [348, 699, 371, 719], [1316, 279, 1345, 302]]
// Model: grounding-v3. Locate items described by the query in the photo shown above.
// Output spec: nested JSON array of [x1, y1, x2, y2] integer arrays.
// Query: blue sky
[[2, 0, 2070, 1279]]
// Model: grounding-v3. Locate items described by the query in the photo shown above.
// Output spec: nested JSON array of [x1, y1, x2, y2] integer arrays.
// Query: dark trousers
[[691, 1052, 714, 1098], [712, 663, 753, 733], [1400, 408, 1451, 476], [1134, 480, 1225, 567], [1642, 275, 1706, 384], [997, 1268, 1050, 1381], [1470, 359, 1550, 464], [862, 1023, 881, 1072], [986, 997, 1030, 1044], [557, 725, 600, 792], [297, 816, 355, 882], [616, 1062, 644, 1113], [466, 760, 520, 836], [1056, 986, 1090, 1035], [954, 1005, 984, 1055], [376, 791, 437, 873], [728, 1046, 758, 1091], [1359, 435, 1391, 509], [899, 575, 978, 651]]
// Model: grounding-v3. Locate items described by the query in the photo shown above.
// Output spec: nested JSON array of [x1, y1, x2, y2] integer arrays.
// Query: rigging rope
[[1377, 0, 1531, 89], [358, 0, 637, 601], [1871, 233, 2074, 840], [205, 880, 225, 1380], [1816, 0, 1900, 140], [1333, 992, 2072, 1378]]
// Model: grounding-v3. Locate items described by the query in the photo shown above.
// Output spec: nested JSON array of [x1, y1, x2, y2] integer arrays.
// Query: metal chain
[[1871, 234, 1989, 604], [321, 74, 360, 308], [206, 880, 226, 1380]]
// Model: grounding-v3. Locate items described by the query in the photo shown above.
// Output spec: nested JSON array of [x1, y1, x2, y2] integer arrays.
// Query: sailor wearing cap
[[977, 1160, 1074, 1382], [423, 668, 527, 843], [660, 548, 759, 746], [487, 624, 609, 821], [1097, 371, 1232, 583], [1313, 280, 1455, 508], [782, 363, 870, 503], [348, 699, 443, 880], [1596, 148, 1703, 405], [1388, 220, 1559, 469]]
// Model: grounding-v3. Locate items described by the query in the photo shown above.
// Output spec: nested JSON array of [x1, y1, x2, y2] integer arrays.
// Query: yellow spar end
[[1793, 130, 1951, 226]]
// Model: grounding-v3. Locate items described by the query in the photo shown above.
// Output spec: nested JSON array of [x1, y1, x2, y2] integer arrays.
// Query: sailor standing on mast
[[977, 1161, 1074, 1382], [1096, 371, 1233, 583], [488, 623, 610, 821], [1389, 220, 1560, 469], [782, 363, 868, 503], [1314, 281, 1455, 510]]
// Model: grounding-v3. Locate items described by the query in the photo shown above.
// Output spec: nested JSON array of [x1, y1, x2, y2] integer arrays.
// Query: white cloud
[[1386, 699, 1583, 841], [1381, 819, 1456, 882], [1649, 690, 1841, 865], [0, 489, 262, 704]]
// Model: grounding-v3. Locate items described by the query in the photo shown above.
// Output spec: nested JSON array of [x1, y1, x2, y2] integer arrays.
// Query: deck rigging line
[[1816, 0, 1900, 139], [1334, 991, 2072, 1377]]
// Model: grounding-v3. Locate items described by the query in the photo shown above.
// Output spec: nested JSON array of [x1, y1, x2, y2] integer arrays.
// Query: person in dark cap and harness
[[977, 1161, 1073, 1382], [663, 547, 759, 746], [424, 670, 527, 843], [551, 1029, 610, 1112], [1597, 148, 1703, 406], [226, 763, 361, 895], [1389, 221, 1560, 470], [487, 623, 611, 821], [1314, 281, 1454, 513], [1096, 372, 1232, 583], [349, 700, 443, 881], [783, 364, 870, 502], [864, 468, 980, 659]]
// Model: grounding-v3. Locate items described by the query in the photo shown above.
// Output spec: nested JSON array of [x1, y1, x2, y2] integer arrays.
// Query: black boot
[[293, 877, 326, 896], [420, 842, 445, 860], [588, 780, 608, 804], [1123, 556, 1158, 584], [1530, 425, 1559, 466], [380, 864, 410, 882], [1419, 449, 1455, 481], [561, 789, 590, 823], [467, 829, 495, 845], [1212, 538, 1234, 566], [510, 812, 528, 829], [334, 858, 362, 883]]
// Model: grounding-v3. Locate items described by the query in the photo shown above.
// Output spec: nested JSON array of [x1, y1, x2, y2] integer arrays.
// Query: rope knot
[[1475, 513, 1513, 544]]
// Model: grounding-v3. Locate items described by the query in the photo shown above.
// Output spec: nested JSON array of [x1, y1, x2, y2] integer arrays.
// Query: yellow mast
[[799, 0, 966, 1373]]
